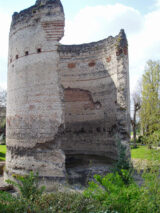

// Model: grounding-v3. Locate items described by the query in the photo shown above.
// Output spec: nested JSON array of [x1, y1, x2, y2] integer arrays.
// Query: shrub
[[84, 171, 140, 213], [0, 190, 107, 213], [36, 192, 107, 213], [84, 164, 160, 213], [137, 135, 145, 144], [134, 167, 160, 213], [1, 172, 106, 213], [148, 130, 160, 147], [0, 169, 160, 212], [0, 162, 160, 212], [113, 140, 133, 185], [6, 171, 45, 201], [0, 191, 17, 213]]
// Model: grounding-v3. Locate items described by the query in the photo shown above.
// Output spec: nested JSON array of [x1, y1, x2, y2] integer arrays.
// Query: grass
[[131, 145, 160, 162], [0, 145, 6, 161]]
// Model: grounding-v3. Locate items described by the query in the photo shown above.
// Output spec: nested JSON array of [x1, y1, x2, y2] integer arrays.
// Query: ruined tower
[[6, 0, 130, 189]]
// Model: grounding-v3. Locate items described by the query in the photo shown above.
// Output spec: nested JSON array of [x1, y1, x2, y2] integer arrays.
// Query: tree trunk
[[133, 110, 137, 148]]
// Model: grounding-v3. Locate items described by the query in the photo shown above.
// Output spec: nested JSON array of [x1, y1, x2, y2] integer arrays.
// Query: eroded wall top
[[11, 0, 64, 28]]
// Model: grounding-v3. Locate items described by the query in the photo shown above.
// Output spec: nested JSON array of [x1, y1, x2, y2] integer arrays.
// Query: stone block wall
[[5, 0, 66, 190], [58, 31, 130, 183], [5, 0, 130, 188]]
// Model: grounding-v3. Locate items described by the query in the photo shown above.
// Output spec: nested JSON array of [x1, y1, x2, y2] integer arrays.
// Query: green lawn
[[131, 145, 160, 162], [0, 145, 6, 161]]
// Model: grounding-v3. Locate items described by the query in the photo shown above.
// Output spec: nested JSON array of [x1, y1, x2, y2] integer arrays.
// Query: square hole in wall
[[25, 51, 29, 56], [37, 48, 41, 53]]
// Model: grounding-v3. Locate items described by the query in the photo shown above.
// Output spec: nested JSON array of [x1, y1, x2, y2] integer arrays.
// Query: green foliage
[[6, 171, 45, 201], [36, 192, 107, 213], [146, 130, 160, 148], [0, 145, 6, 161], [137, 135, 146, 144], [0, 191, 17, 213], [113, 140, 133, 184], [84, 168, 160, 213], [84, 141, 160, 212], [3, 172, 107, 212], [0, 118, 6, 144], [0, 169, 160, 213], [140, 60, 160, 146], [133, 168, 160, 213], [84, 171, 140, 213], [0, 190, 107, 213], [115, 35, 122, 49]]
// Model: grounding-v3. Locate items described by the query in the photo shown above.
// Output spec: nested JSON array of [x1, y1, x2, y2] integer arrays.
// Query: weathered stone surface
[[0, 176, 13, 191], [6, 0, 65, 187], [6, 0, 130, 188]]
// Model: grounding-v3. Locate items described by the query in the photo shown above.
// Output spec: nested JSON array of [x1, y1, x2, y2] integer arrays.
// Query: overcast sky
[[0, 0, 160, 94]]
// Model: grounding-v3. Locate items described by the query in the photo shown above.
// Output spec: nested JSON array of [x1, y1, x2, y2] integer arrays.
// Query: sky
[[0, 0, 160, 95]]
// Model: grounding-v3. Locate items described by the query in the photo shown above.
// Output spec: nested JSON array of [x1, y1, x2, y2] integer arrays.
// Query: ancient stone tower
[[6, 0, 130, 189]]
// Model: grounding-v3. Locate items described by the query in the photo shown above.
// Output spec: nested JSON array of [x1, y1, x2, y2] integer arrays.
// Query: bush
[[134, 167, 160, 213], [137, 135, 146, 144], [147, 130, 160, 147], [0, 191, 107, 213], [6, 171, 45, 201], [113, 140, 133, 185], [84, 167, 160, 213], [0, 172, 106, 213], [84, 170, 140, 213], [139, 131, 160, 148], [0, 191, 17, 213], [36, 192, 107, 213], [0, 165, 160, 212]]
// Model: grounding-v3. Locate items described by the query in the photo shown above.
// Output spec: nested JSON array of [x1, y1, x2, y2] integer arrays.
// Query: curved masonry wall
[[6, 0, 130, 188], [6, 0, 66, 189], [58, 33, 130, 183]]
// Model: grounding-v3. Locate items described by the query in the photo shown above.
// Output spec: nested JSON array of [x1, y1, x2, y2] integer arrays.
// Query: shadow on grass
[[130, 145, 140, 150], [0, 152, 5, 160]]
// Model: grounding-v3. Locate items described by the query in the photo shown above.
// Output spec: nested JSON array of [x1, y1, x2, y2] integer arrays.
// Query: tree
[[140, 60, 160, 147], [131, 89, 141, 148], [0, 89, 7, 107], [0, 89, 6, 143]]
